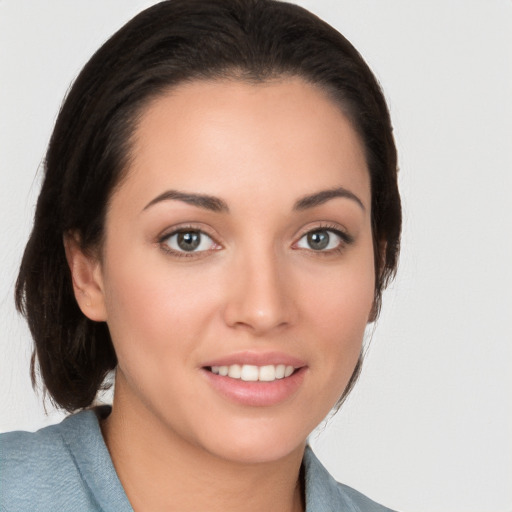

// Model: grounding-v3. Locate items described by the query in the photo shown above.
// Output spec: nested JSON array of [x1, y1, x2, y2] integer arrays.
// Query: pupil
[[308, 230, 329, 250], [177, 231, 200, 251]]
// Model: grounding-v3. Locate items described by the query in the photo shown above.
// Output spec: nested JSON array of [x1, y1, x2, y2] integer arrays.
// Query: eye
[[161, 229, 218, 254], [295, 228, 350, 252]]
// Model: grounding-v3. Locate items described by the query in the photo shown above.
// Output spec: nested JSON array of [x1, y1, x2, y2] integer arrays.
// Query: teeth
[[259, 365, 276, 382], [228, 364, 241, 379], [239, 365, 258, 381], [210, 364, 296, 382], [275, 364, 286, 379]]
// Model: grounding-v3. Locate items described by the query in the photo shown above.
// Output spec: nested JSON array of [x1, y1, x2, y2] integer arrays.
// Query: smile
[[209, 364, 296, 382]]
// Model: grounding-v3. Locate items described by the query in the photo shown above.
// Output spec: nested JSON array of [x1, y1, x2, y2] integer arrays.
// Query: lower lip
[[202, 367, 307, 407]]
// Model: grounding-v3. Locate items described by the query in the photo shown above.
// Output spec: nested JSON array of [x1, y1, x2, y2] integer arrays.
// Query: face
[[85, 78, 375, 464]]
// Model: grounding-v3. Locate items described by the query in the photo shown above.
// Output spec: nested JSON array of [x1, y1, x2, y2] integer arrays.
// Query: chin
[[209, 439, 305, 466], [193, 418, 310, 465]]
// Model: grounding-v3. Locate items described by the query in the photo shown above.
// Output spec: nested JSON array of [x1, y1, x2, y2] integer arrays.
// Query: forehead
[[116, 78, 370, 212]]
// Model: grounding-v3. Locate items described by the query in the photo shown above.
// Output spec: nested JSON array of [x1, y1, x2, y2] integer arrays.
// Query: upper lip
[[201, 351, 306, 368]]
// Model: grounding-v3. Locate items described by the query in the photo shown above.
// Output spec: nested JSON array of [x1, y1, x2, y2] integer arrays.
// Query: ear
[[63, 232, 107, 322]]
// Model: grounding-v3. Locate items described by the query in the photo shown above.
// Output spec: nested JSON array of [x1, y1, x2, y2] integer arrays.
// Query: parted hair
[[15, 0, 401, 411]]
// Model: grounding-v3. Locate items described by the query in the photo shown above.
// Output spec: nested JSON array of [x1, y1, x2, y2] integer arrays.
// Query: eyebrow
[[293, 187, 365, 211], [142, 190, 229, 213]]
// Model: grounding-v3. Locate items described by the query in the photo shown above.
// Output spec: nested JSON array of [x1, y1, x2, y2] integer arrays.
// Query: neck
[[101, 386, 305, 512]]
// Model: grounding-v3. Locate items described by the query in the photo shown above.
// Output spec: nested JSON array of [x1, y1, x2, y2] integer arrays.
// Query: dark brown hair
[[15, 0, 401, 411]]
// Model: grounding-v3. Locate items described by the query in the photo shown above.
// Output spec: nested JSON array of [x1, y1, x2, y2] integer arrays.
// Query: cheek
[[305, 253, 375, 333], [300, 253, 375, 386], [101, 256, 221, 368]]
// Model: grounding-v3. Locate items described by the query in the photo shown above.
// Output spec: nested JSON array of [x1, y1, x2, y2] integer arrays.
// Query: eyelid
[[299, 222, 353, 242]]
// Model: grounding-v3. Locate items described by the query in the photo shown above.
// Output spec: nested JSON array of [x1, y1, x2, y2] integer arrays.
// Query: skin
[[66, 78, 375, 512]]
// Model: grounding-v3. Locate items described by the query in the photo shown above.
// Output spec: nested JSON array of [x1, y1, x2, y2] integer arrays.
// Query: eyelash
[[157, 223, 353, 258]]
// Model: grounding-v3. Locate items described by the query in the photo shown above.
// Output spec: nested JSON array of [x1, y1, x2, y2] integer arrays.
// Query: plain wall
[[1, 1, 511, 511]]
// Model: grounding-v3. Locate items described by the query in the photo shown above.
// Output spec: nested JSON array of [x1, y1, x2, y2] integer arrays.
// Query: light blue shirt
[[1, 408, 396, 511]]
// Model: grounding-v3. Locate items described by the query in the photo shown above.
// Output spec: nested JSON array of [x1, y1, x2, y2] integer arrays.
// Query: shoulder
[[0, 407, 126, 512], [2, 416, 69, 469], [303, 445, 398, 512], [1, 418, 80, 490]]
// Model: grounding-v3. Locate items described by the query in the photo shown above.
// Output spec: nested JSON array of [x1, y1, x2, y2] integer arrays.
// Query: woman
[[1, 0, 401, 510]]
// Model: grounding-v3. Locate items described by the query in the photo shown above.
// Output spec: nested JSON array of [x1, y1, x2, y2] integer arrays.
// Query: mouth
[[206, 364, 298, 382], [201, 352, 307, 406]]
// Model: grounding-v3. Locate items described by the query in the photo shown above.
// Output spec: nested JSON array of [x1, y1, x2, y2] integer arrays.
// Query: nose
[[222, 248, 297, 336]]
